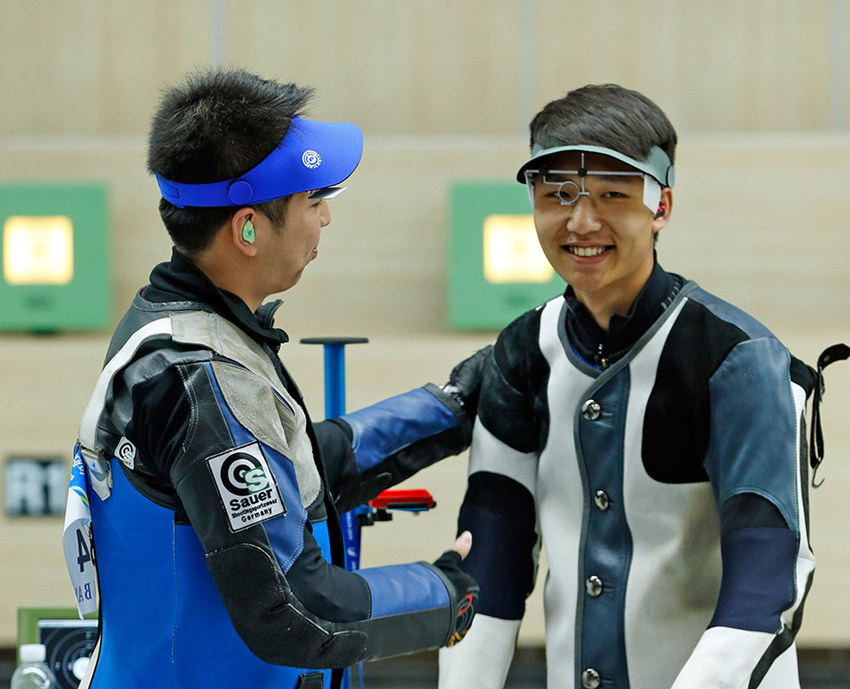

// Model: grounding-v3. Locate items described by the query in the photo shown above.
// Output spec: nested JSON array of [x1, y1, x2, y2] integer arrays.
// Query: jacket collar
[[143, 248, 290, 350], [564, 256, 682, 368]]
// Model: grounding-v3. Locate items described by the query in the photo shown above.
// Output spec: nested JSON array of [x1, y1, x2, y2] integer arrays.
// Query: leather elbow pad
[[208, 541, 466, 667], [207, 543, 369, 668]]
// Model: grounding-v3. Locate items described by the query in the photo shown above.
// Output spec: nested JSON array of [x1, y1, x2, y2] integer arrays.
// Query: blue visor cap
[[155, 117, 364, 208], [516, 143, 675, 188]]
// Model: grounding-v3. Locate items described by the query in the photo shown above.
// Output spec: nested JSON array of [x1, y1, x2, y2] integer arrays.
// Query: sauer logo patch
[[207, 441, 286, 532]]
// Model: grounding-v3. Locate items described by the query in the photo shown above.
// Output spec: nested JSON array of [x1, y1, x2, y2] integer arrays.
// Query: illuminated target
[[38, 619, 98, 689]]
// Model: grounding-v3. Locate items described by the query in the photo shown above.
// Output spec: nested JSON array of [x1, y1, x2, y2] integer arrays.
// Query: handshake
[[433, 531, 479, 647]]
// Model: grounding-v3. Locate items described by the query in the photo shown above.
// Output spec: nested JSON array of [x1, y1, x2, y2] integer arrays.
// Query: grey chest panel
[[172, 311, 321, 508]]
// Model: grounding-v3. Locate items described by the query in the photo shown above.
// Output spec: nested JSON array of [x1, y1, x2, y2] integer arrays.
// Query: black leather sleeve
[[157, 362, 461, 668]]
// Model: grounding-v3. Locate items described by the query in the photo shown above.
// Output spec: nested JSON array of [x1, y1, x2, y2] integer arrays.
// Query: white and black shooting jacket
[[440, 263, 816, 689]]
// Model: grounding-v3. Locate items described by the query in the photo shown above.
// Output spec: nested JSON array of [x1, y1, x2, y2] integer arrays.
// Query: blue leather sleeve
[[700, 333, 811, 638], [709, 526, 798, 632], [358, 563, 450, 617], [703, 338, 799, 530], [341, 387, 460, 472]]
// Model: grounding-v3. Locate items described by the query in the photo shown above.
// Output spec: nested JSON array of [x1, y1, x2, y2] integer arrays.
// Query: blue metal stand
[[301, 337, 368, 689], [301, 336, 437, 689]]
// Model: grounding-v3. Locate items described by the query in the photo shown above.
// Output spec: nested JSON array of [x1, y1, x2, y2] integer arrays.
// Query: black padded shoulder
[[642, 299, 749, 483], [479, 306, 551, 454]]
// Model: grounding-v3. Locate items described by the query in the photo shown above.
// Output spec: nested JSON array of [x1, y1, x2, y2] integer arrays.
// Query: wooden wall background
[[1, 0, 848, 137], [0, 0, 848, 650]]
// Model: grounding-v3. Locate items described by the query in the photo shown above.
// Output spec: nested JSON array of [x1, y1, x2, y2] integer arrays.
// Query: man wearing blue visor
[[439, 84, 818, 688], [71, 68, 483, 689]]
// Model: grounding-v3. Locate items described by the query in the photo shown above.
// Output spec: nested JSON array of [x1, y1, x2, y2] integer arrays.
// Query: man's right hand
[[433, 531, 479, 647]]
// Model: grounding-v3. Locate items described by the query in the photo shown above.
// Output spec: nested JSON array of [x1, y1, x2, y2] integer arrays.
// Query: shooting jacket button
[[594, 490, 610, 511], [582, 668, 601, 689], [581, 399, 602, 420], [586, 575, 603, 597]]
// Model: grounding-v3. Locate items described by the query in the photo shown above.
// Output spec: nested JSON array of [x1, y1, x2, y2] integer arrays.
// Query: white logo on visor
[[302, 150, 322, 169], [208, 441, 286, 532]]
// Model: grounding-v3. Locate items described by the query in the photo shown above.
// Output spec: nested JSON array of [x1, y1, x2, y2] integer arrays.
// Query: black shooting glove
[[432, 549, 479, 647], [441, 344, 492, 421], [333, 471, 393, 516]]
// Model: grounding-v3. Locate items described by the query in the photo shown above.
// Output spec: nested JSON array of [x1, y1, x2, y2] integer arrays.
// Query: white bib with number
[[63, 444, 97, 617]]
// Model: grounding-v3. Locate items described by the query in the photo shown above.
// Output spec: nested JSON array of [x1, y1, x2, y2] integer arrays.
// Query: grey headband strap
[[517, 143, 675, 188]]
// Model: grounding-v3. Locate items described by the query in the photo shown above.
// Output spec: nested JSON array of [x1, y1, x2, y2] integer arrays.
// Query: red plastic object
[[368, 489, 436, 511]]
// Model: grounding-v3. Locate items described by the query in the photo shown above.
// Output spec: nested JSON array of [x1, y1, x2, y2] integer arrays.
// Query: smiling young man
[[439, 84, 817, 689], [530, 150, 672, 332], [68, 68, 483, 689]]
